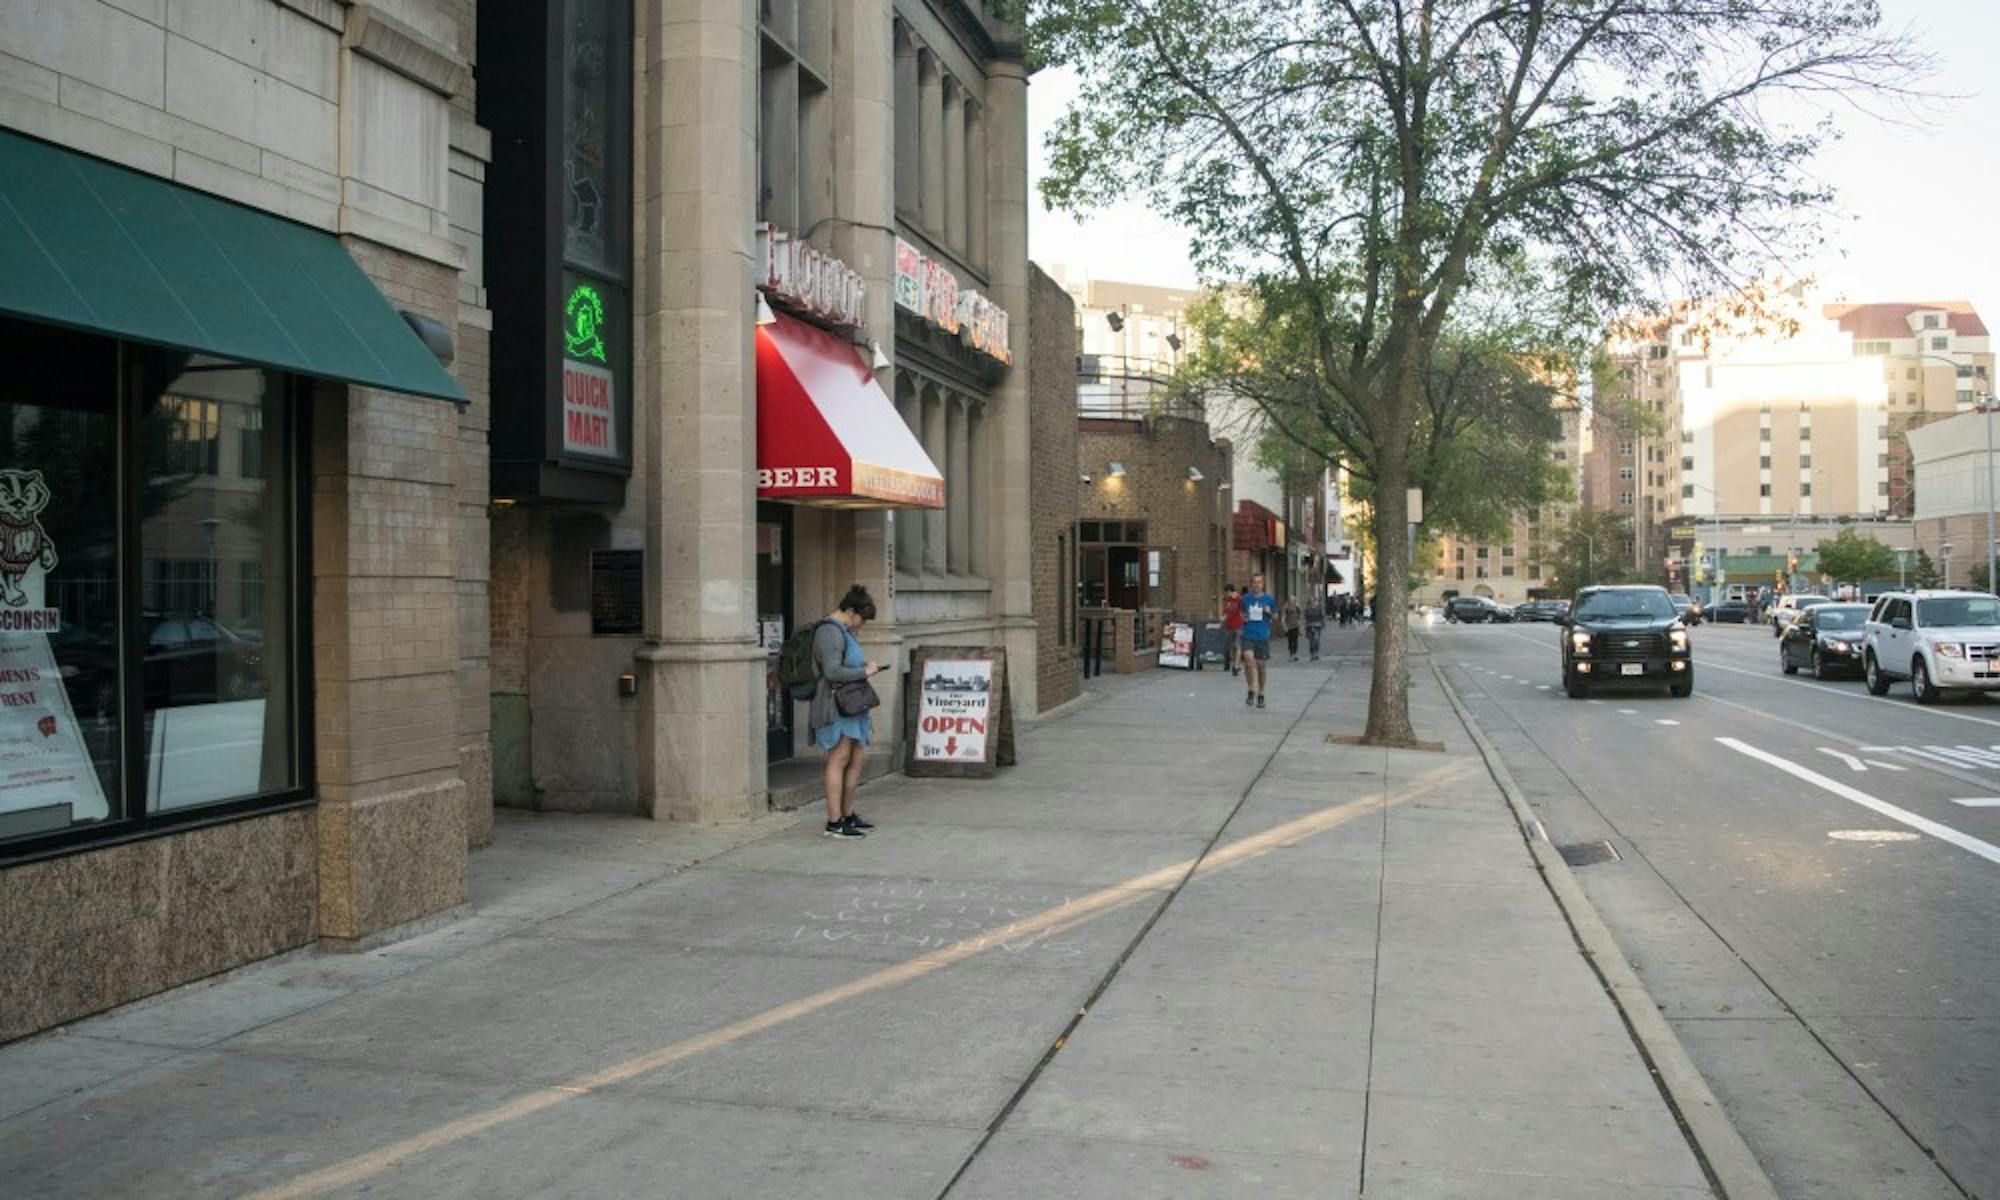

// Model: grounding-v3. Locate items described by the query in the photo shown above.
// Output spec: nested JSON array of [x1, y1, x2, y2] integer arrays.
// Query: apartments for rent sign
[[895, 239, 1011, 365]]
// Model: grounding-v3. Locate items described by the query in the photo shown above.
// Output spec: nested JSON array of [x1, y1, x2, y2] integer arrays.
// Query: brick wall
[[1029, 265, 1081, 712], [1077, 415, 1233, 620]]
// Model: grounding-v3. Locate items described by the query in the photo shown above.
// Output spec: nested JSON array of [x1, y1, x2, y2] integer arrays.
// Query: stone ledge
[[343, 3, 467, 98]]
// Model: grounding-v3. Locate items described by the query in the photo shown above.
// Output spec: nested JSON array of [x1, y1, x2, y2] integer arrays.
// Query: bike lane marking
[[1717, 737, 2000, 867]]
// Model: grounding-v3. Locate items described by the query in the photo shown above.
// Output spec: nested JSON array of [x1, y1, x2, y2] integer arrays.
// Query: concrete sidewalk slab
[[0, 633, 1723, 1199]]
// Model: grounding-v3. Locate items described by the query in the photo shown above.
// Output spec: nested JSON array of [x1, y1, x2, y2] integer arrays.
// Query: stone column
[[828, 0, 903, 747], [966, 99, 988, 271], [948, 395, 971, 573], [892, 20, 919, 216], [633, 0, 764, 822], [917, 48, 942, 235], [943, 77, 967, 252], [969, 402, 989, 575], [895, 374, 925, 573], [922, 384, 948, 575], [982, 59, 1040, 709]]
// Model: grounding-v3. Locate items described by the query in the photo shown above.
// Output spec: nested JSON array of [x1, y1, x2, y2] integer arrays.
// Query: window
[[1799, 427, 1811, 442], [1932, 336, 1950, 351], [1682, 484, 1694, 498], [1476, 546, 1489, 559], [1879, 454, 1891, 467], [1056, 534, 1067, 645], [1800, 483, 1812, 498], [1924, 314, 1942, 330], [1455, 545, 1464, 561], [1502, 546, 1515, 558], [1906, 367, 1917, 380], [761, 1, 833, 234], [1618, 491, 1633, 505], [0, 318, 305, 855], [1908, 391, 1919, 403], [1760, 428, 1771, 442], [1554, 449, 1566, 461], [1618, 466, 1633, 480], [1799, 455, 1811, 469], [1760, 483, 1772, 497], [1501, 565, 1515, 577], [1880, 481, 1891, 495], [1681, 456, 1693, 470], [1760, 455, 1771, 469], [1455, 566, 1464, 581], [1475, 565, 1487, 579], [1618, 440, 1634, 456], [1857, 340, 1891, 356]]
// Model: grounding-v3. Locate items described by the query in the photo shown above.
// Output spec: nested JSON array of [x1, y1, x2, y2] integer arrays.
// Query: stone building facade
[[483, 0, 1042, 820], [0, 0, 492, 1041]]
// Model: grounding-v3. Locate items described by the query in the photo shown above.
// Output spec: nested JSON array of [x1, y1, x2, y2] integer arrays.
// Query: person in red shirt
[[1222, 584, 1244, 676]]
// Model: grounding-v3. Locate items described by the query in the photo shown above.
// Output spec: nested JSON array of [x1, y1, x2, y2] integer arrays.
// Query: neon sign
[[564, 283, 608, 362]]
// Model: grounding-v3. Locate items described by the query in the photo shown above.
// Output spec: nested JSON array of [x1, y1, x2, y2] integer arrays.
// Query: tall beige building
[[1591, 291, 1991, 582]]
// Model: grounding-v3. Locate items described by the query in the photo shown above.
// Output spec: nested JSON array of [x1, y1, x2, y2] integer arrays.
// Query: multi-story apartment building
[[1429, 394, 1587, 604], [1592, 291, 1990, 585]]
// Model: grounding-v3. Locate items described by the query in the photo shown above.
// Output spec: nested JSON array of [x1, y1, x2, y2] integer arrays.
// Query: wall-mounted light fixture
[[1187, 466, 1204, 482], [1107, 461, 1127, 478], [1106, 312, 1125, 332], [1079, 472, 1093, 484], [1166, 333, 1183, 352], [755, 293, 777, 325], [869, 339, 891, 370]]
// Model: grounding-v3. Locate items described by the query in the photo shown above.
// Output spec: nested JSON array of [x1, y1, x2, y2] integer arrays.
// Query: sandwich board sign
[[1159, 621, 1194, 669], [904, 646, 1017, 778]]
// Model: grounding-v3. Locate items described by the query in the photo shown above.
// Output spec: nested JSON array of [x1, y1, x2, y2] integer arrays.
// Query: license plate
[[1620, 663, 1643, 676]]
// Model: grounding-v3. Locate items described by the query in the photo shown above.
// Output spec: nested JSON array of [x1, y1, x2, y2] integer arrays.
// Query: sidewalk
[[0, 627, 1715, 1198]]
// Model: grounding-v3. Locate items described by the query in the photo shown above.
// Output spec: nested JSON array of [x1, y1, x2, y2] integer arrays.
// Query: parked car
[[1779, 602, 1869, 680], [1707, 599, 1750, 624], [1668, 593, 1702, 625], [1444, 595, 1503, 624], [1490, 602, 1517, 624], [1559, 585, 1694, 699], [1769, 594, 1831, 637], [58, 612, 266, 714], [1864, 590, 2000, 704]]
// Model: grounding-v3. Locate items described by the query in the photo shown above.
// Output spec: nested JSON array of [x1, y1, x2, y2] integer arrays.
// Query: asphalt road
[[1430, 617, 2000, 1200]]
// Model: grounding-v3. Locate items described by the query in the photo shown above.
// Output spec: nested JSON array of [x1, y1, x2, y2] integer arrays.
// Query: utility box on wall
[[480, 0, 635, 503]]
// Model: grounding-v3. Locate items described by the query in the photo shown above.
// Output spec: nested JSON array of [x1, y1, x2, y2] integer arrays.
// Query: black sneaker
[[1245, 691, 1255, 706], [824, 820, 865, 839], [844, 813, 875, 832], [1256, 694, 1266, 709]]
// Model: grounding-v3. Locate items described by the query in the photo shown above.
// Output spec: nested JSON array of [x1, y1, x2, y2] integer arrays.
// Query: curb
[[1430, 660, 1782, 1200]]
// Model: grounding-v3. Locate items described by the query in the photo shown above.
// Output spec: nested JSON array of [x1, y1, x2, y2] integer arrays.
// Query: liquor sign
[[904, 646, 1017, 778], [757, 224, 867, 329], [894, 238, 1012, 364]]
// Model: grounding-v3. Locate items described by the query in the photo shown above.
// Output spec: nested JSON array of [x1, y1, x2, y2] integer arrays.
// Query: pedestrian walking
[[1222, 584, 1244, 676], [1304, 594, 1325, 660], [810, 584, 888, 839], [1283, 598, 1303, 660], [1239, 573, 1277, 708]]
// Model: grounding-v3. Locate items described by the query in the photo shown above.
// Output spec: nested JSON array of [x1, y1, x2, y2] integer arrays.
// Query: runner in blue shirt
[[1238, 573, 1277, 709]]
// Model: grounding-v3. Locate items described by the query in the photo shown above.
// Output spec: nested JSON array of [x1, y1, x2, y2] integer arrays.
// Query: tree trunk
[[1365, 409, 1418, 746]]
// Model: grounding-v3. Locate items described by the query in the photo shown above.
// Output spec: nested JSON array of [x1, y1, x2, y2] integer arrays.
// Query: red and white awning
[[755, 310, 944, 509]]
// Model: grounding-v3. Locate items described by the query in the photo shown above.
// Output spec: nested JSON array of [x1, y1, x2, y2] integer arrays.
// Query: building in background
[[1589, 288, 1981, 586], [0, 0, 490, 1040], [1908, 410, 2000, 589], [482, 0, 1044, 819]]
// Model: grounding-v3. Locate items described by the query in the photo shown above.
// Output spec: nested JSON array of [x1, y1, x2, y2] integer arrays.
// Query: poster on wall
[[1159, 622, 1195, 669], [0, 468, 106, 827], [904, 646, 1017, 778]]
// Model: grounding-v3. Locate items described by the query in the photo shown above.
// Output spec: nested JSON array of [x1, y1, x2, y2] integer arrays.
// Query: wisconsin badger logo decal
[[0, 469, 58, 608]]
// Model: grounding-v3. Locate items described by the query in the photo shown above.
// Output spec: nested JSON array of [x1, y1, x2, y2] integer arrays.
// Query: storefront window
[[141, 360, 298, 813], [0, 319, 306, 854]]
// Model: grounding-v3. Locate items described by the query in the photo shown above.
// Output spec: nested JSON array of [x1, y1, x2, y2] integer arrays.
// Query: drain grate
[[1557, 839, 1622, 867]]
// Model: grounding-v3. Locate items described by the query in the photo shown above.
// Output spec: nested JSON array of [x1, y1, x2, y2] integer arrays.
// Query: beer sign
[[904, 646, 1017, 778]]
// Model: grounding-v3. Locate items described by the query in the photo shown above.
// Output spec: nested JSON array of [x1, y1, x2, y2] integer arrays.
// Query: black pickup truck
[[1559, 585, 1694, 699]]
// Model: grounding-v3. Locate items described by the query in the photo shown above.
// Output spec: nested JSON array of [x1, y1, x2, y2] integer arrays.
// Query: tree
[[1813, 528, 1896, 587], [1541, 507, 1634, 597], [1033, 1, 1921, 745], [1912, 550, 1942, 589]]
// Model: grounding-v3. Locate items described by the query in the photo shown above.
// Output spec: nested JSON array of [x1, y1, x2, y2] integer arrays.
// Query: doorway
[[756, 502, 794, 762]]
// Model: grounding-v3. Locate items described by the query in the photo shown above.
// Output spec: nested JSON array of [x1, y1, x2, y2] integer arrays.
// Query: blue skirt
[[814, 710, 872, 751]]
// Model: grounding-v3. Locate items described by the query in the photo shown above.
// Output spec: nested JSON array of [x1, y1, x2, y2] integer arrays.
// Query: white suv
[[1864, 590, 2000, 704]]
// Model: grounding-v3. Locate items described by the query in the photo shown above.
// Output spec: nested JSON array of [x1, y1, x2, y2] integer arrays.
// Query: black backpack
[[777, 619, 828, 701]]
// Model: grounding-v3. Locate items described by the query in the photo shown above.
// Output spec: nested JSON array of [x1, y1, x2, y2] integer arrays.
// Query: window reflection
[[141, 360, 295, 813]]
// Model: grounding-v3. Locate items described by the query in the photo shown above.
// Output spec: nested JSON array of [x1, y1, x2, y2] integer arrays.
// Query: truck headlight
[[1669, 629, 1689, 651], [1935, 642, 1966, 659], [1570, 631, 1592, 653]]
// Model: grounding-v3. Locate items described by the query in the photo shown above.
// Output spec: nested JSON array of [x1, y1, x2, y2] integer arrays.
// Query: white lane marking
[[1716, 737, 2000, 866], [1656, 719, 1681, 726], [1697, 657, 2000, 730], [1819, 747, 1870, 772], [1537, 684, 1552, 691], [1951, 798, 2000, 807], [1828, 830, 1921, 843], [1617, 708, 1638, 715]]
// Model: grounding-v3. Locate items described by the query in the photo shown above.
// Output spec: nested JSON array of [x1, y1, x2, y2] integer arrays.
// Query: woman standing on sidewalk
[[1304, 594, 1325, 660], [811, 585, 887, 839], [1282, 598, 1303, 661]]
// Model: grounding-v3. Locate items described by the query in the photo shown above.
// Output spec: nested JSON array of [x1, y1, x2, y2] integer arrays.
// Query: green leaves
[[1813, 527, 1899, 584]]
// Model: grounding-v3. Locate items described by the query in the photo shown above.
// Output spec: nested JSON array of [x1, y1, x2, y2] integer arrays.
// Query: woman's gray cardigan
[[808, 618, 869, 733]]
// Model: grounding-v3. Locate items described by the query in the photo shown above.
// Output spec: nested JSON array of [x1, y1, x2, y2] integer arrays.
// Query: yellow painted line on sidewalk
[[246, 784, 1421, 1200]]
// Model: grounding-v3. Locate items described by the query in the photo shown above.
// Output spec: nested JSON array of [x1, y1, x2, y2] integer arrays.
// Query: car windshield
[[1795, 596, 1829, 609], [1574, 590, 1675, 621], [1815, 609, 1864, 630], [1918, 596, 2000, 627]]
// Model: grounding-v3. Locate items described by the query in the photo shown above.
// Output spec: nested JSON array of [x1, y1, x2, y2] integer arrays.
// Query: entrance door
[[1107, 545, 1143, 610], [756, 503, 794, 762]]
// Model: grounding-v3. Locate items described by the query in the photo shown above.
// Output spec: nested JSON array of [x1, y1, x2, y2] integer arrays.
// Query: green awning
[[0, 130, 465, 404]]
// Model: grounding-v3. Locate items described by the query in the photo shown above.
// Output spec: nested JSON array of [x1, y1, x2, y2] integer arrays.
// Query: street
[[1435, 618, 2000, 1200]]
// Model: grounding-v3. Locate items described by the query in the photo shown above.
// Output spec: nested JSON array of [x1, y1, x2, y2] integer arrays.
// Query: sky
[[1026, 0, 2000, 321]]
